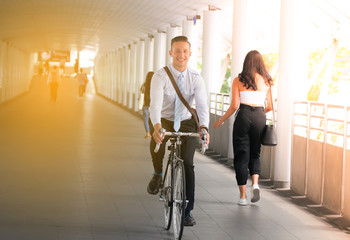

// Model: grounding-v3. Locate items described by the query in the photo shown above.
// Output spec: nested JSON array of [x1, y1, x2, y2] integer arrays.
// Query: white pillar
[[118, 49, 123, 104], [166, 26, 181, 65], [229, 0, 249, 159], [201, 9, 222, 96], [153, 32, 166, 71], [114, 51, 118, 102], [135, 40, 145, 112], [129, 43, 137, 109], [144, 36, 154, 75], [182, 18, 199, 70], [274, 0, 308, 188], [107, 53, 112, 100], [0, 42, 5, 102], [124, 46, 130, 106]]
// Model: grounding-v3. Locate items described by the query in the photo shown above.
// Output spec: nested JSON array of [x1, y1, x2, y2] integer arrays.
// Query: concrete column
[[144, 36, 154, 75], [109, 52, 113, 100], [153, 32, 166, 71], [106, 53, 112, 99], [201, 9, 222, 96], [229, 0, 249, 159], [0, 42, 5, 102], [121, 47, 128, 106], [118, 49, 123, 104], [135, 40, 145, 112], [129, 43, 137, 109], [113, 51, 118, 102], [104, 54, 108, 99], [166, 26, 181, 65], [182, 17, 199, 70], [274, 0, 308, 188], [101, 57, 106, 97], [108, 53, 112, 100], [111, 52, 115, 100], [124, 46, 130, 107]]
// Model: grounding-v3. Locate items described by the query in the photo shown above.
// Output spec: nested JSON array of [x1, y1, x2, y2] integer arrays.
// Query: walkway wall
[[0, 41, 33, 104], [292, 102, 350, 221]]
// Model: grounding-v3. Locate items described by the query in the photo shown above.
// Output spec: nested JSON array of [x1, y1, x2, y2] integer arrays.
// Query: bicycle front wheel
[[163, 162, 172, 230], [172, 158, 186, 240]]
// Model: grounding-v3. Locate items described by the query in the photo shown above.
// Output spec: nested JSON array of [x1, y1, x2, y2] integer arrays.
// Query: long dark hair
[[238, 50, 273, 90]]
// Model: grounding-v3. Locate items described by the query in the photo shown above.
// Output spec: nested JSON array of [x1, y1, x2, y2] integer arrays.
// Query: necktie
[[173, 73, 184, 132]]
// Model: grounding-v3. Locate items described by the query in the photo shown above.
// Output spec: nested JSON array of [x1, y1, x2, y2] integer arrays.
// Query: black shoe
[[147, 174, 162, 195], [184, 212, 196, 226]]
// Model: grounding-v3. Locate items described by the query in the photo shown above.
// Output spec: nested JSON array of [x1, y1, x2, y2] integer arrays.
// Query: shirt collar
[[169, 64, 187, 79]]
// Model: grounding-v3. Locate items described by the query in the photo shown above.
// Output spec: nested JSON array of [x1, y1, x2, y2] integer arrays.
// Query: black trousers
[[233, 104, 266, 186], [149, 117, 197, 212]]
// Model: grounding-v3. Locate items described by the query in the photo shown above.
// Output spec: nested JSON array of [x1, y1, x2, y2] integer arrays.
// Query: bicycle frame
[[156, 129, 207, 240]]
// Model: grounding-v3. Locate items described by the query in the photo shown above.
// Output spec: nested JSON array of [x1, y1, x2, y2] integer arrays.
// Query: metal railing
[[210, 92, 230, 116], [209, 94, 350, 219]]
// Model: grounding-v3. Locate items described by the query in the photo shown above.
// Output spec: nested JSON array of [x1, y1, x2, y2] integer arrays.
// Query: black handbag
[[261, 86, 277, 146]]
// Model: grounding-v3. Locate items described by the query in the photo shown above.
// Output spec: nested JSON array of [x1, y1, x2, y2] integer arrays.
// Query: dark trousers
[[149, 117, 197, 212], [233, 104, 266, 186]]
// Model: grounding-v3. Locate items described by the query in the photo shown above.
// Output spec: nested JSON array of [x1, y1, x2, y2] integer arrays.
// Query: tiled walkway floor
[[0, 76, 349, 240]]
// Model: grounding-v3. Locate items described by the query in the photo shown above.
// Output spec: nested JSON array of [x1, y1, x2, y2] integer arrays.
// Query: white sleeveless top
[[240, 91, 266, 106]]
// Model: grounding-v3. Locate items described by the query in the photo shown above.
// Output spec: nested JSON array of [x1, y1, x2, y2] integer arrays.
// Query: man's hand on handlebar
[[200, 126, 210, 145], [152, 123, 165, 144]]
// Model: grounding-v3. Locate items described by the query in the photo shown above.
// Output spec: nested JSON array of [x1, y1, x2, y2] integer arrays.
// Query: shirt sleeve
[[194, 75, 209, 127], [149, 72, 164, 126]]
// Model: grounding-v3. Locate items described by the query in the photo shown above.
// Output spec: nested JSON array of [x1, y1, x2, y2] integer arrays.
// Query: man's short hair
[[171, 36, 191, 49]]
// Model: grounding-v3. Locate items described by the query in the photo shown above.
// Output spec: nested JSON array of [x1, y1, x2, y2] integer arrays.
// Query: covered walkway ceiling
[[0, 0, 350, 56]]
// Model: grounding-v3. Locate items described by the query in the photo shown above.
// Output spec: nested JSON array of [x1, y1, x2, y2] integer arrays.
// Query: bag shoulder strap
[[163, 66, 200, 130]]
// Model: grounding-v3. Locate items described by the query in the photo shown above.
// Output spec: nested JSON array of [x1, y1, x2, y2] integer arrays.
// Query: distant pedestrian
[[59, 59, 65, 76], [74, 59, 79, 75], [47, 66, 60, 102], [44, 61, 50, 76], [76, 68, 88, 97]]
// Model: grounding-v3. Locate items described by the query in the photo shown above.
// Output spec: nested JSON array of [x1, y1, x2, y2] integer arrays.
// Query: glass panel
[[327, 107, 345, 121], [294, 115, 308, 126], [294, 103, 308, 114], [310, 105, 325, 117], [310, 129, 324, 142], [327, 120, 344, 134], [327, 134, 343, 147], [294, 126, 307, 138], [310, 118, 324, 129]]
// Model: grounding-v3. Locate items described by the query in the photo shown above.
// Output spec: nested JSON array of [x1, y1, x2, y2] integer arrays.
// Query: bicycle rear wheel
[[162, 162, 172, 230], [172, 159, 186, 240]]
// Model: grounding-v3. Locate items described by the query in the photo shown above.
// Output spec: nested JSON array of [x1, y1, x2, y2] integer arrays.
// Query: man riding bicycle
[[147, 36, 210, 227]]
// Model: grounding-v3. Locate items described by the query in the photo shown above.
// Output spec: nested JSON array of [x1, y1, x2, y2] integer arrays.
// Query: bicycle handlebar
[[154, 128, 208, 154]]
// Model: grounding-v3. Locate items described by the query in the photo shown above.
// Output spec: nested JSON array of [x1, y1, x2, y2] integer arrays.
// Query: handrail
[[294, 101, 350, 144], [210, 93, 230, 116]]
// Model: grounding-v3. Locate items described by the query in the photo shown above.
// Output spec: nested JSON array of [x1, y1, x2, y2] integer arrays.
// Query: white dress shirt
[[149, 64, 209, 127]]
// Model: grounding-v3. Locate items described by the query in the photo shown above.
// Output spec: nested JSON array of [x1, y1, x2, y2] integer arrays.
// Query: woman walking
[[140, 71, 154, 138], [213, 50, 273, 206]]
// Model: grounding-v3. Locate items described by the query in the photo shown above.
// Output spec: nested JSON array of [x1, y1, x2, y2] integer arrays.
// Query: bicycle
[[154, 128, 207, 240]]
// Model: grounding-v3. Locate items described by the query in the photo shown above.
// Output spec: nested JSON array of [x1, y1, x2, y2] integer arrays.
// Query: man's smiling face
[[169, 41, 191, 72]]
